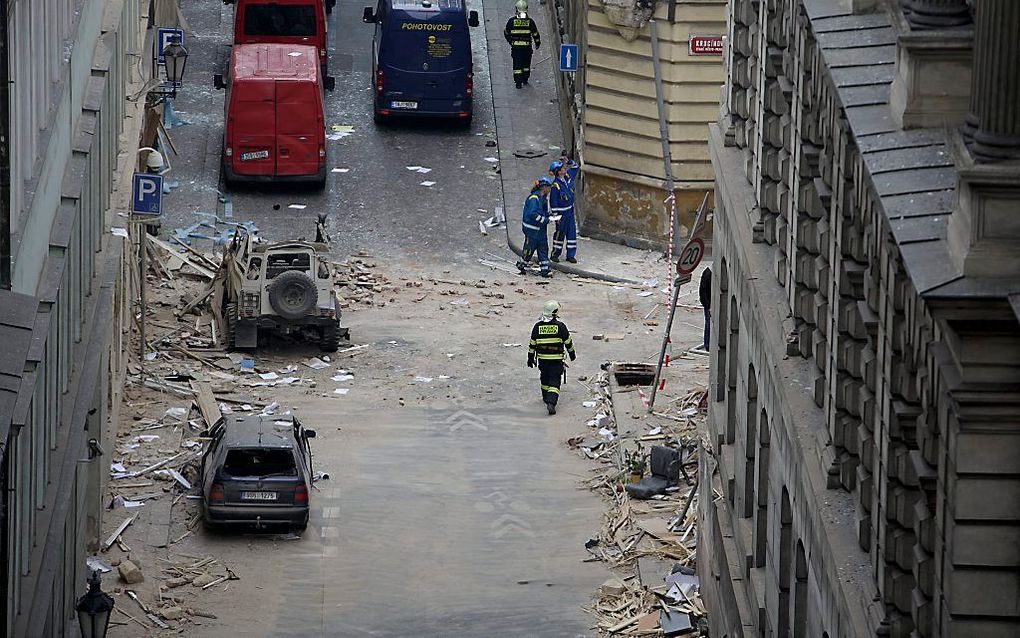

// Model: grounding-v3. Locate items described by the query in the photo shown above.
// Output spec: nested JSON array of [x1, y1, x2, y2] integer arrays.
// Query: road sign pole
[[648, 274, 684, 413], [647, 195, 710, 413], [138, 223, 147, 377]]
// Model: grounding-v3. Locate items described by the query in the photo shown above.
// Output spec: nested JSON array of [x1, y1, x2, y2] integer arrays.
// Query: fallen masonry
[[570, 364, 709, 636]]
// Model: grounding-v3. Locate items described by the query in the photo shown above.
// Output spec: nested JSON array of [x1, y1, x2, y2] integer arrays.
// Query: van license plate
[[391, 101, 418, 109], [240, 150, 270, 161], [241, 491, 277, 501]]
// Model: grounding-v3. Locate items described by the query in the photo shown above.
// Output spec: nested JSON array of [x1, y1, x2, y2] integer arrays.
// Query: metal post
[[138, 225, 147, 372], [0, 0, 11, 290], [650, 18, 676, 217], [648, 275, 682, 413], [650, 20, 680, 287]]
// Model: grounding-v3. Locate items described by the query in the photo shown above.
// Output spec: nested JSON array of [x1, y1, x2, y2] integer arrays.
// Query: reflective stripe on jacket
[[504, 16, 540, 48], [529, 319, 575, 361]]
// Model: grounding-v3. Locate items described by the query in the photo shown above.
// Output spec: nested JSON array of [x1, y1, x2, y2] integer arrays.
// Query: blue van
[[362, 0, 479, 123]]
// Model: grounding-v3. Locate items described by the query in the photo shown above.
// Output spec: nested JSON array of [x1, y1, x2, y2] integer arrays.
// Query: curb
[[503, 228, 643, 285]]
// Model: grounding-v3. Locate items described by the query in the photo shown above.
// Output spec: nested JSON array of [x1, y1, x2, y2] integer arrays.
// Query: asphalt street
[[166, 0, 509, 271]]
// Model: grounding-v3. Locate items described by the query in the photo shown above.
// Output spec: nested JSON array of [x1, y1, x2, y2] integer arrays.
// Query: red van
[[227, 0, 330, 74], [214, 44, 335, 188]]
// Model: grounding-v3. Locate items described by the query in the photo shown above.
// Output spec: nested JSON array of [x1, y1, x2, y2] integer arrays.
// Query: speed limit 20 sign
[[676, 236, 705, 284]]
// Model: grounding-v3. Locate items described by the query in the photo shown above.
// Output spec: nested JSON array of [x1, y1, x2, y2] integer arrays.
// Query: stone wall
[[699, 1, 1020, 637]]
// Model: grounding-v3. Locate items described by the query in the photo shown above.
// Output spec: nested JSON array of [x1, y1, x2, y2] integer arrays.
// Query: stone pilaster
[[889, 7, 973, 129], [967, 0, 1020, 161], [906, 0, 972, 29]]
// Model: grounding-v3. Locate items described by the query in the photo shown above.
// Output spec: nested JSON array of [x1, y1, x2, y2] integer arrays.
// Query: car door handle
[[280, 148, 290, 157]]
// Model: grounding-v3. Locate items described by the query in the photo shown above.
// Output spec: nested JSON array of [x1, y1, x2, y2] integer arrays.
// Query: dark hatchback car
[[200, 414, 316, 531]]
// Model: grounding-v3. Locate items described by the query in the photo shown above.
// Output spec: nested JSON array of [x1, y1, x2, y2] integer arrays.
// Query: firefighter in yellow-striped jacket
[[527, 300, 576, 414], [504, 0, 541, 89]]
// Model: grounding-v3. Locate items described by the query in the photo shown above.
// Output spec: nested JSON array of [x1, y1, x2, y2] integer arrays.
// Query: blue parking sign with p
[[132, 173, 163, 217], [559, 44, 579, 72], [157, 27, 185, 66]]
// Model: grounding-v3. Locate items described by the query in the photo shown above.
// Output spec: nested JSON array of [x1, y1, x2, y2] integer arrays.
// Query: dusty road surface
[[104, 255, 707, 636]]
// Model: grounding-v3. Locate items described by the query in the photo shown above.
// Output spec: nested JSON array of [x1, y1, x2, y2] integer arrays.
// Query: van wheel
[[373, 110, 386, 125]]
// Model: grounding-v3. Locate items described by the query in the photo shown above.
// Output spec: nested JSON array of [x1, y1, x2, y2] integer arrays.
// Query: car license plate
[[241, 491, 277, 501], [391, 101, 418, 109], [240, 150, 270, 161]]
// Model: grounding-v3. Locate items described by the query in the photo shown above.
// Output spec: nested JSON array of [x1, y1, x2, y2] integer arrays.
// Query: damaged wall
[[549, 0, 726, 249], [583, 172, 712, 250]]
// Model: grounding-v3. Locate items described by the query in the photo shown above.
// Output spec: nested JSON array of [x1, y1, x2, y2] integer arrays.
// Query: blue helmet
[[537, 176, 554, 186], [549, 160, 564, 173]]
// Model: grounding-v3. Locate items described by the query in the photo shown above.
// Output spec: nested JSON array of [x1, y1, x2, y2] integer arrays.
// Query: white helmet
[[515, 0, 528, 12], [542, 300, 560, 319]]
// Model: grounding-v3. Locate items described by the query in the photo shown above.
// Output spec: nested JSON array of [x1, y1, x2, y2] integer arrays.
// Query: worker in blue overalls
[[549, 159, 578, 263], [517, 176, 555, 277]]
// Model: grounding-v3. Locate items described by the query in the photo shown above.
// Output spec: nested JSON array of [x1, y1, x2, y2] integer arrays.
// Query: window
[[243, 5, 317, 36], [266, 253, 310, 278], [741, 365, 758, 518], [777, 487, 793, 636], [793, 540, 808, 637], [224, 449, 297, 477], [754, 408, 771, 567], [247, 257, 263, 280]]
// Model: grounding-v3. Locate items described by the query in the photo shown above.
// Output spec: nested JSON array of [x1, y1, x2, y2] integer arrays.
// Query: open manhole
[[613, 362, 656, 386]]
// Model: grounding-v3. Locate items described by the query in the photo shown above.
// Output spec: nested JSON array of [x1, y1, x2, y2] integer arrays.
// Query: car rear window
[[223, 448, 297, 477], [266, 253, 311, 278], [243, 5, 317, 37]]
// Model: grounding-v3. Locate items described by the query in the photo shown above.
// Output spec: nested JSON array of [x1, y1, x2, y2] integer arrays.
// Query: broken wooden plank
[[103, 516, 136, 551], [190, 380, 223, 429], [149, 236, 216, 279]]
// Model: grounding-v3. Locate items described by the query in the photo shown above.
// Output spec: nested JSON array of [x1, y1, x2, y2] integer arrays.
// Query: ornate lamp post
[[76, 570, 114, 638]]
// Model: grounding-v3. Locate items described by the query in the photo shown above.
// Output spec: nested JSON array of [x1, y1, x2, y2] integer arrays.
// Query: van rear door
[[230, 79, 276, 176], [275, 80, 322, 177], [381, 19, 469, 112]]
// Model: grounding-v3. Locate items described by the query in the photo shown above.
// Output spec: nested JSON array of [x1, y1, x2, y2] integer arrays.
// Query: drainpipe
[[0, 0, 10, 290]]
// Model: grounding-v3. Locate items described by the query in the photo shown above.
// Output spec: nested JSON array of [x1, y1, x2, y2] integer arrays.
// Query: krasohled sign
[[689, 35, 724, 56]]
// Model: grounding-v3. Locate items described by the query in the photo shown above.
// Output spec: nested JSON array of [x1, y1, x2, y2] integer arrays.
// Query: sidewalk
[[481, 0, 653, 284]]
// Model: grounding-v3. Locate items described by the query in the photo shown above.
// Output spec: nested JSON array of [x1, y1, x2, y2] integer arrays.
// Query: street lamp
[[163, 38, 188, 93], [147, 35, 189, 106], [76, 570, 114, 638]]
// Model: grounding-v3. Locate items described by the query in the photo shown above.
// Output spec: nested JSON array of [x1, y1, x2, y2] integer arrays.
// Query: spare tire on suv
[[267, 271, 317, 320]]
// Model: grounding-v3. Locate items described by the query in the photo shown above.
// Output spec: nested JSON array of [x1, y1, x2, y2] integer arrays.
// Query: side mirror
[[304, 429, 317, 438], [214, 74, 225, 90], [324, 76, 336, 92], [468, 10, 479, 27], [363, 7, 376, 22]]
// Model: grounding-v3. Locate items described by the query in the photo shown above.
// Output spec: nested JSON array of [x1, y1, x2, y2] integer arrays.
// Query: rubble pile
[[570, 370, 709, 636], [332, 256, 395, 308]]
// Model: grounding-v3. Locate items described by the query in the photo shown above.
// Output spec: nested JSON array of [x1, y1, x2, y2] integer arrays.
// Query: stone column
[[907, 0, 971, 29], [967, 0, 1020, 161]]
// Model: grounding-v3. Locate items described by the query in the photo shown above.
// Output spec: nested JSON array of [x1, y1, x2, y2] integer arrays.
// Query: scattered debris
[[119, 559, 145, 584]]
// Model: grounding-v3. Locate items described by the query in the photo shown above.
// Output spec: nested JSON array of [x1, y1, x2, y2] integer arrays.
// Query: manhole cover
[[513, 148, 548, 159]]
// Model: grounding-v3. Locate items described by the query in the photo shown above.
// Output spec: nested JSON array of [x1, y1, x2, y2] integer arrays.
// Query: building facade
[[1, 0, 143, 634], [699, 0, 1020, 636], [549, 0, 727, 249]]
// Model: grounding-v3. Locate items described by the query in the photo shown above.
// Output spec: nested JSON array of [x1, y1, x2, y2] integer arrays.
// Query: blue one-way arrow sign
[[559, 43, 579, 72]]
